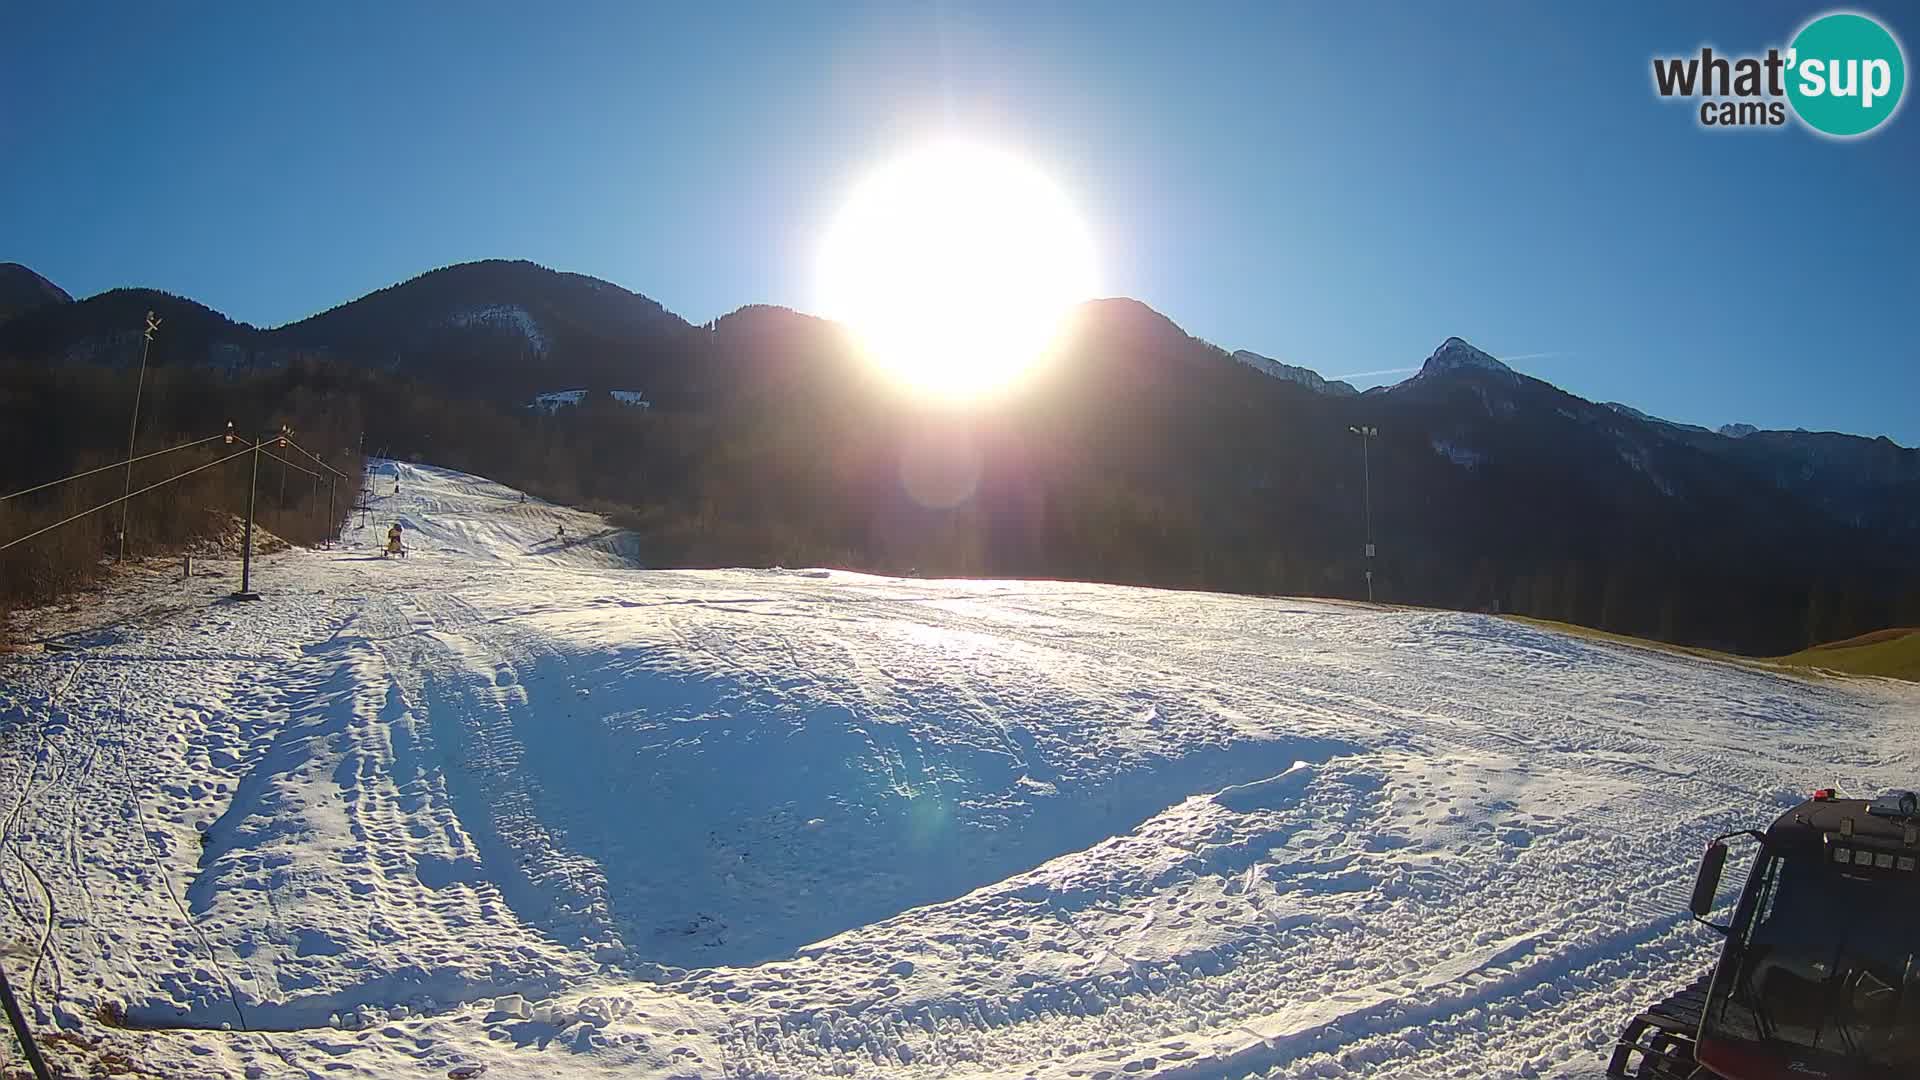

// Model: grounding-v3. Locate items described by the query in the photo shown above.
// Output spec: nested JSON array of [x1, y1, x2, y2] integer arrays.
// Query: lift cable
[[0, 445, 253, 553], [258, 448, 324, 482], [1, 433, 226, 504], [277, 436, 350, 479]]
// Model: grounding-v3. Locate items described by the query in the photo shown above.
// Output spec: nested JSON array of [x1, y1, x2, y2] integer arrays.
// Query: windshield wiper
[[1825, 950, 1914, 1064], [1726, 943, 1776, 1040]]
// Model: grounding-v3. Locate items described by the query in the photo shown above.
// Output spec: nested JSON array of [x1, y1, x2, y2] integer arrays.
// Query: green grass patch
[[1503, 616, 1920, 684], [1504, 615, 1756, 666], [1779, 628, 1920, 681]]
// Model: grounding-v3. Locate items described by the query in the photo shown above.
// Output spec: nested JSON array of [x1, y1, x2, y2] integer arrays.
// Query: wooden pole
[[117, 311, 159, 561], [237, 439, 260, 599]]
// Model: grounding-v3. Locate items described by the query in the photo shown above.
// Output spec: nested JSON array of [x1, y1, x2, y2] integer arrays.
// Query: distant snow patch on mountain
[[1618, 445, 1677, 497], [1229, 350, 1358, 396], [529, 389, 587, 413], [1603, 401, 1711, 436], [527, 389, 652, 413], [1719, 422, 1758, 438], [451, 304, 548, 352], [1431, 438, 1486, 469]]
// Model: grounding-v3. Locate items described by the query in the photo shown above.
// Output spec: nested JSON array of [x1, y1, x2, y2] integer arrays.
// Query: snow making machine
[[1608, 788, 1920, 1079]]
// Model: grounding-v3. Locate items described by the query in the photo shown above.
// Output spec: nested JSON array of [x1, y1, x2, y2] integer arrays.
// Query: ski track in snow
[[0, 459, 1915, 1079]]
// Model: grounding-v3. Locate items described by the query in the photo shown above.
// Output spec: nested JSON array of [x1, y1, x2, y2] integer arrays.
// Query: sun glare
[[817, 140, 1097, 398]]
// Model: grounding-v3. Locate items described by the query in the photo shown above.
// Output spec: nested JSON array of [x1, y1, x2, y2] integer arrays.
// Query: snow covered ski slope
[[1, 460, 1915, 1079]]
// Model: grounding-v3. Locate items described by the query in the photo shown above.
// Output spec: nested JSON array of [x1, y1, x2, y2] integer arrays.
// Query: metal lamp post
[[1348, 425, 1378, 602]]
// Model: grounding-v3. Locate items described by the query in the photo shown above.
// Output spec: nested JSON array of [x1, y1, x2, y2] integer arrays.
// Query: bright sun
[[818, 140, 1097, 398]]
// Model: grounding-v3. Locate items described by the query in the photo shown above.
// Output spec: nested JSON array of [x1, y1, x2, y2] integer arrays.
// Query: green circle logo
[[1787, 12, 1906, 137]]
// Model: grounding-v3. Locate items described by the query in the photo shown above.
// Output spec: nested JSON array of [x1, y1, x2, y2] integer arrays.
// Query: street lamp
[[1348, 425, 1378, 602]]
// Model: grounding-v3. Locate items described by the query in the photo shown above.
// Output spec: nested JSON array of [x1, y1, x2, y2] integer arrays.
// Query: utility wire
[[1, 433, 226, 504], [278, 436, 349, 479], [258, 449, 324, 482], [0, 445, 253, 553]]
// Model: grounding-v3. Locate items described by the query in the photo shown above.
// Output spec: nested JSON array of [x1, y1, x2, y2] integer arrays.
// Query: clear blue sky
[[5, 2, 1916, 442]]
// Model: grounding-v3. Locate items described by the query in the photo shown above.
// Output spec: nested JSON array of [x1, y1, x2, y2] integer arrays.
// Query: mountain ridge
[[1230, 349, 1358, 396], [4, 257, 1899, 449], [1414, 336, 1516, 380], [0, 262, 73, 322], [2, 256, 1915, 655]]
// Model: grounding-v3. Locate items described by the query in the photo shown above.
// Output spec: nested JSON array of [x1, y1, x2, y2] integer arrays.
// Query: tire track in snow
[[0, 656, 92, 1009], [111, 667, 252, 1034], [375, 597, 618, 957], [6, 461, 1915, 1080]]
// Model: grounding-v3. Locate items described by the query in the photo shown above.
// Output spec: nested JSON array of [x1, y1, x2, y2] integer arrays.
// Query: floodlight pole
[[1348, 425, 1378, 602], [118, 310, 161, 561]]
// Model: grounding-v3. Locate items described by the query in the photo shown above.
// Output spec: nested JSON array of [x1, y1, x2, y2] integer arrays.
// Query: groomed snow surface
[[2, 461, 1915, 1079]]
